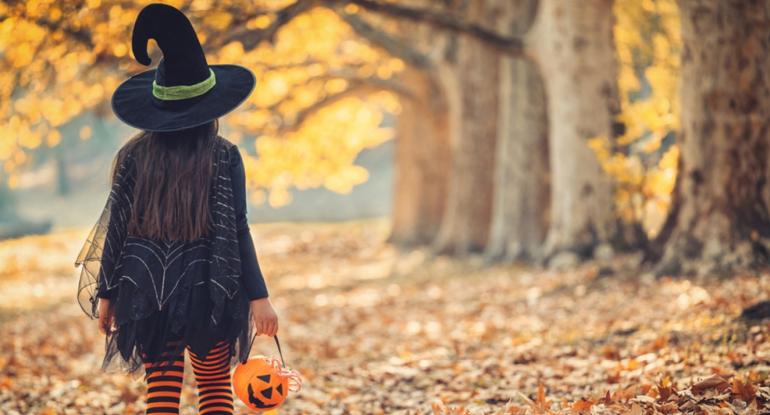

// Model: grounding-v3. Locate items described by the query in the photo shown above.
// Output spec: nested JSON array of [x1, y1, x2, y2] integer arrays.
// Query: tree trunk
[[530, 0, 624, 260], [656, 0, 770, 275], [485, 0, 550, 262], [433, 0, 501, 255], [55, 146, 71, 197], [390, 66, 451, 246], [0, 181, 17, 221]]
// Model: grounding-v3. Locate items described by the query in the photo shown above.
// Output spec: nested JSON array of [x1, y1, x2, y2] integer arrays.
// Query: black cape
[[76, 137, 253, 373]]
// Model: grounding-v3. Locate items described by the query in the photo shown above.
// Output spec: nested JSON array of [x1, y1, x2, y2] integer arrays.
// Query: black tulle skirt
[[101, 236, 252, 374]]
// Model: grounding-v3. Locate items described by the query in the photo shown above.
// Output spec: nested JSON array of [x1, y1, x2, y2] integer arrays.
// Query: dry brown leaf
[[570, 398, 593, 412], [732, 377, 757, 403], [628, 403, 643, 415], [692, 375, 730, 395]]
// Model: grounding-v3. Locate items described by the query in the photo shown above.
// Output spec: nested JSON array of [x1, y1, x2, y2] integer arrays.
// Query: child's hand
[[250, 298, 278, 337], [97, 298, 115, 335]]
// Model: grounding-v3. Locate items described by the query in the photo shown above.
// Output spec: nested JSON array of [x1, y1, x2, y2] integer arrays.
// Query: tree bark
[[530, 0, 624, 259], [0, 181, 17, 221], [656, 0, 770, 275], [390, 66, 451, 245], [433, 0, 502, 255], [55, 147, 71, 197], [486, 0, 550, 261]]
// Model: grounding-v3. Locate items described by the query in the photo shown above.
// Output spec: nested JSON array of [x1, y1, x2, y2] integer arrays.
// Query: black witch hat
[[111, 3, 255, 132]]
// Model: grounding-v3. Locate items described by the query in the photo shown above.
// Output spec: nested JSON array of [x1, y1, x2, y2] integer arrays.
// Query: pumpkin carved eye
[[260, 384, 273, 400]]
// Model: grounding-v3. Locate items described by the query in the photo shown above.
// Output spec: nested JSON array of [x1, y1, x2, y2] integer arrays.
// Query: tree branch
[[0, 12, 94, 46], [275, 77, 411, 134], [217, 0, 320, 49], [328, 0, 525, 57], [315, 71, 413, 97], [336, 12, 432, 69]]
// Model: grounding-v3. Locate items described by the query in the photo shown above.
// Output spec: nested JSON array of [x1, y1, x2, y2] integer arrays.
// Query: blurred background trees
[[2, 0, 769, 276]]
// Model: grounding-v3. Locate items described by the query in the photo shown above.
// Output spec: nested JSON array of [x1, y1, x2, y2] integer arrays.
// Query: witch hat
[[111, 3, 255, 132]]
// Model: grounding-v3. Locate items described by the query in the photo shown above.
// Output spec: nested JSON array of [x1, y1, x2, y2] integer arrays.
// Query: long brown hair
[[111, 121, 218, 242]]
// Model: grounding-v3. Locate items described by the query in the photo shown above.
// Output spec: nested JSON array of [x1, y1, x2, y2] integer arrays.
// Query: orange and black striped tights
[[142, 339, 235, 414]]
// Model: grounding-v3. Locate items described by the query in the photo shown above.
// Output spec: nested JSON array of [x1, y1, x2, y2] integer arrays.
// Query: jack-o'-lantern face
[[233, 357, 289, 411], [247, 373, 286, 409]]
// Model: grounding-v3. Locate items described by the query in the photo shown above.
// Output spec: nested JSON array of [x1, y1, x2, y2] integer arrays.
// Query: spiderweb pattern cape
[[76, 137, 253, 373]]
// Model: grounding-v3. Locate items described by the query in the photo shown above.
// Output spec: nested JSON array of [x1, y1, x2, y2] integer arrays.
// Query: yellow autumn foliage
[[0, 1, 401, 206], [595, 0, 681, 235]]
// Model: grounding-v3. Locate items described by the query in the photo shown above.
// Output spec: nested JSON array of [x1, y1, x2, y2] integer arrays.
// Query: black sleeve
[[230, 145, 270, 300]]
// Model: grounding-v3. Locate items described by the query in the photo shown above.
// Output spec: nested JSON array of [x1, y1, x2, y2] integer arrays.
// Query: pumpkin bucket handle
[[242, 333, 302, 392], [244, 333, 285, 367]]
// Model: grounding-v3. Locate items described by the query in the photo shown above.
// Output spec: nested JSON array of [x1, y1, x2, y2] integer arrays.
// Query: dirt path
[[1, 221, 769, 414]]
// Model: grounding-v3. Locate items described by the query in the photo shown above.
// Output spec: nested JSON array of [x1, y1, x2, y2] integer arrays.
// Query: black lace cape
[[75, 137, 253, 373]]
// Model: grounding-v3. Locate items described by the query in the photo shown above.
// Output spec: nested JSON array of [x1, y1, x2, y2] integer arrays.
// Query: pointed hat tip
[[131, 3, 193, 66]]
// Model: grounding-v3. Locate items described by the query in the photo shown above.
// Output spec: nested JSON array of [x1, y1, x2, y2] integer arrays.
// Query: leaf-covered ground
[[1, 220, 769, 414]]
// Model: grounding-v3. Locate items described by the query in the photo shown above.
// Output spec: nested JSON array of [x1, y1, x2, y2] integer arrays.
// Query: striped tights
[[143, 340, 235, 414]]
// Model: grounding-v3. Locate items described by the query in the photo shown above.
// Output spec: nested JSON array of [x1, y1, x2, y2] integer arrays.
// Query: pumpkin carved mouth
[[246, 375, 283, 409]]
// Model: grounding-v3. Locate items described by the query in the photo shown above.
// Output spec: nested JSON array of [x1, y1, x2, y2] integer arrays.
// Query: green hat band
[[152, 68, 216, 101]]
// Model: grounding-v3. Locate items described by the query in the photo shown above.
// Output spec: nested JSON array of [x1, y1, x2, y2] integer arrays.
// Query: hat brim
[[111, 64, 255, 132]]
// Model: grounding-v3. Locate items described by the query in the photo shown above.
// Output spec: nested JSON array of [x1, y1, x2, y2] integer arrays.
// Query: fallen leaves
[[0, 221, 769, 414], [732, 376, 757, 403], [691, 375, 730, 395]]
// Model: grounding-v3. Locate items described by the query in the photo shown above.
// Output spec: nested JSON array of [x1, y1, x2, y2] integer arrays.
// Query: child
[[75, 4, 277, 414]]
